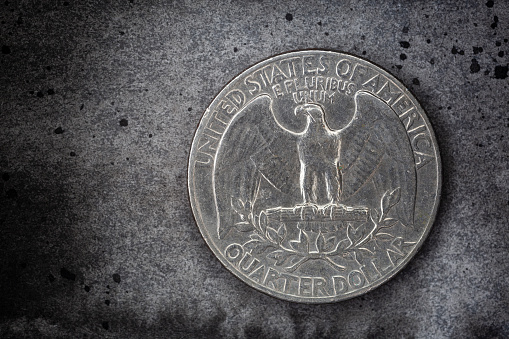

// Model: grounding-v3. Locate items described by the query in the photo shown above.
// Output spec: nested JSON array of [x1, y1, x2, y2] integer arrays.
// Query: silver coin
[[188, 50, 441, 303]]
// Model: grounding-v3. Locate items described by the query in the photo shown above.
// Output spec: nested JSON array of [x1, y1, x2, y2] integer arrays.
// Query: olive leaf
[[336, 239, 352, 254], [249, 213, 263, 234], [253, 243, 277, 255], [356, 247, 376, 259], [266, 226, 281, 244], [243, 239, 261, 252], [289, 233, 308, 253], [317, 234, 336, 253], [381, 187, 401, 217], [234, 221, 254, 232], [244, 238, 276, 255], [277, 223, 287, 240], [375, 232, 395, 241], [346, 223, 362, 245], [358, 238, 378, 255], [231, 197, 245, 214], [249, 233, 264, 242], [244, 232, 273, 254], [266, 250, 298, 266], [284, 255, 308, 272], [317, 233, 325, 252], [370, 208, 380, 224], [377, 218, 398, 231], [399, 241, 417, 255], [387, 236, 406, 256]]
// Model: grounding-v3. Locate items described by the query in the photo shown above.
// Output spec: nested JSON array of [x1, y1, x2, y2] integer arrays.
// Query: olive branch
[[352, 187, 401, 249], [312, 187, 402, 270], [230, 186, 403, 273]]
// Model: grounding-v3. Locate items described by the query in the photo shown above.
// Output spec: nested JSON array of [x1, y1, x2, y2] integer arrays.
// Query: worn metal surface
[[189, 50, 441, 303], [0, 0, 508, 337]]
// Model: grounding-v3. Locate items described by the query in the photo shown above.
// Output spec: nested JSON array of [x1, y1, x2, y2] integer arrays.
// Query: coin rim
[[188, 49, 442, 303]]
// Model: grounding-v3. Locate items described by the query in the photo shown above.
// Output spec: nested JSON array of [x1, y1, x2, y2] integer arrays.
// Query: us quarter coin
[[188, 50, 441, 303]]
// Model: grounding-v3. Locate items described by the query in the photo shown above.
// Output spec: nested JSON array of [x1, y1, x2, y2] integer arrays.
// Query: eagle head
[[294, 103, 325, 124]]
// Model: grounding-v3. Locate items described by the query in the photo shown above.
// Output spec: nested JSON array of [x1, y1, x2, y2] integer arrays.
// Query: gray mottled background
[[0, 0, 508, 338]]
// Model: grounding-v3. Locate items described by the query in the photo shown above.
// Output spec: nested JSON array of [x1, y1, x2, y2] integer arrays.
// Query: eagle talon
[[293, 204, 318, 220], [322, 203, 337, 219]]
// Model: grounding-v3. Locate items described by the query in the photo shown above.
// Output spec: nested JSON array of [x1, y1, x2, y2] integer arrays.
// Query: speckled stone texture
[[0, 0, 507, 337]]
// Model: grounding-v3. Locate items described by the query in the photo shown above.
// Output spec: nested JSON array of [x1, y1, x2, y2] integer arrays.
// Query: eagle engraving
[[213, 91, 416, 239], [294, 104, 341, 209]]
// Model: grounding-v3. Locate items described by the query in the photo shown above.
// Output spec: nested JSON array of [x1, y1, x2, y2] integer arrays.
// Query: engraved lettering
[[226, 89, 245, 109], [414, 151, 434, 169], [239, 251, 260, 274], [333, 276, 348, 295], [336, 59, 352, 78], [373, 255, 393, 273], [377, 81, 403, 105], [294, 77, 307, 91], [253, 69, 267, 87], [292, 92, 304, 103], [217, 98, 237, 116], [280, 57, 303, 77], [318, 56, 328, 74], [347, 82, 356, 95], [263, 267, 282, 291], [196, 133, 219, 164], [217, 89, 246, 116], [304, 76, 315, 88], [348, 270, 366, 288], [383, 238, 410, 267], [401, 109, 421, 131], [292, 90, 330, 104], [283, 79, 294, 93], [412, 133, 432, 152], [316, 76, 325, 90], [272, 84, 284, 97], [407, 124, 426, 134], [213, 109, 233, 126], [248, 264, 266, 283], [329, 77, 337, 91], [299, 277, 313, 296], [282, 273, 299, 295], [303, 55, 327, 74], [225, 243, 244, 264], [360, 261, 382, 283], [195, 153, 212, 165], [245, 75, 261, 95], [349, 63, 369, 83], [262, 65, 276, 85], [271, 63, 290, 83], [387, 245, 406, 266], [393, 97, 414, 117], [362, 73, 382, 93], [284, 76, 356, 104], [312, 277, 330, 297], [207, 117, 226, 135]]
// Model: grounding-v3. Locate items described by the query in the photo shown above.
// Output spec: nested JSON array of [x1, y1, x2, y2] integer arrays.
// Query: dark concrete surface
[[0, 0, 508, 338]]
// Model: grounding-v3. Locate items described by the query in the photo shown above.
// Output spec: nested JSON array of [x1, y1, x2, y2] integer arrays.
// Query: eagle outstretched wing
[[340, 91, 416, 227], [213, 95, 300, 239], [214, 91, 417, 239]]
